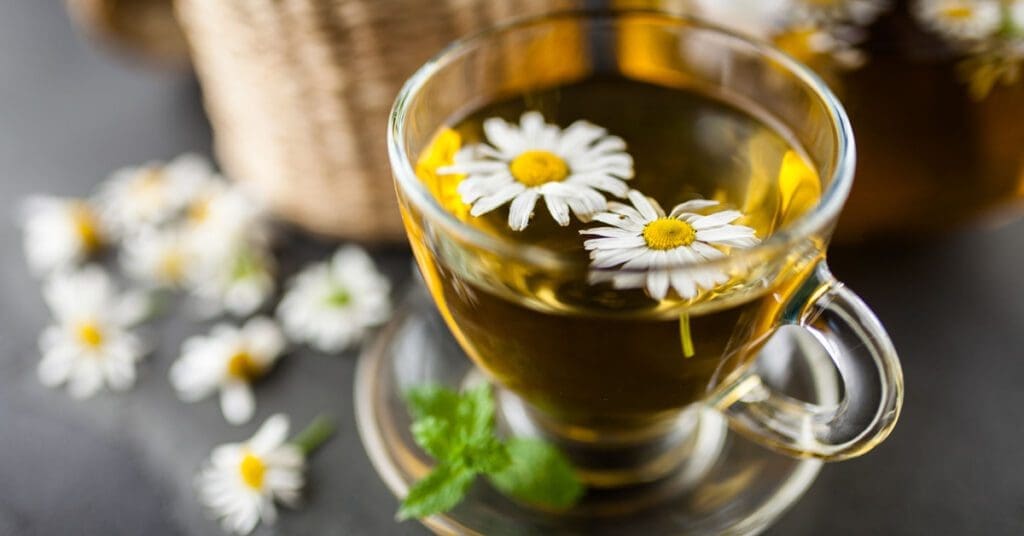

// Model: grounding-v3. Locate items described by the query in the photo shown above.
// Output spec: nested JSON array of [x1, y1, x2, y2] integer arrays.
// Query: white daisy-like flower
[[121, 227, 195, 288], [98, 153, 214, 235], [37, 266, 149, 398], [277, 246, 391, 354], [581, 190, 761, 300], [197, 414, 304, 535], [190, 244, 276, 317], [170, 317, 286, 425], [19, 196, 105, 276], [437, 111, 634, 231], [1010, 0, 1024, 32], [185, 180, 270, 254], [794, 0, 889, 25], [915, 0, 1003, 41]]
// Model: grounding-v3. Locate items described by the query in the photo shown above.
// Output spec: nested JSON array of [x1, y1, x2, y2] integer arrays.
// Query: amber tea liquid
[[405, 78, 823, 432]]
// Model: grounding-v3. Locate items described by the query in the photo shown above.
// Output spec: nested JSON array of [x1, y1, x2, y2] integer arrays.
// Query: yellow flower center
[[509, 150, 569, 187], [226, 351, 263, 380], [76, 321, 105, 349], [71, 203, 102, 252], [238, 452, 266, 489], [188, 197, 211, 224], [643, 218, 696, 250], [941, 6, 973, 20], [159, 250, 186, 282]]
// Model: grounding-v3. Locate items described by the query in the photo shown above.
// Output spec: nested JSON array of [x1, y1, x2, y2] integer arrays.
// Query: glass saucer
[[355, 284, 837, 535]]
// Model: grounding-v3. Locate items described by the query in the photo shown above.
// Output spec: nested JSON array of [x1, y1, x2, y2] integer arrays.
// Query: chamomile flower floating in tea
[[277, 246, 391, 353], [914, 0, 1003, 41], [98, 153, 215, 236], [18, 196, 105, 276], [170, 317, 286, 425], [582, 190, 760, 300], [438, 111, 634, 231], [197, 414, 318, 535], [37, 266, 149, 398]]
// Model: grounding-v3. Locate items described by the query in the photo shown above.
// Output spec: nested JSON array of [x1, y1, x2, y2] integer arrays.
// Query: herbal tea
[[406, 78, 823, 430]]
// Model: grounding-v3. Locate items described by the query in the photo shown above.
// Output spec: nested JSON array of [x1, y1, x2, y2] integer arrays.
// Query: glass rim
[[387, 8, 855, 273]]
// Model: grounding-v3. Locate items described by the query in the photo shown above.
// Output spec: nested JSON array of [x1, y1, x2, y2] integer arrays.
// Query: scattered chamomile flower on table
[[121, 227, 196, 289], [190, 244, 276, 318], [98, 153, 215, 236], [277, 246, 391, 354], [914, 0, 1003, 41], [438, 111, 634, 231], [18, 195, 106, 277], [581, 190, 760, 300], [170, 317, 286, 425], [197, 413, 335, 535], [37, 265, 150, 398]]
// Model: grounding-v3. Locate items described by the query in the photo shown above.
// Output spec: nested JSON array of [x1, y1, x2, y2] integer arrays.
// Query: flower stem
[[292, 414, 335, 455], [679, 313, 695, 359]]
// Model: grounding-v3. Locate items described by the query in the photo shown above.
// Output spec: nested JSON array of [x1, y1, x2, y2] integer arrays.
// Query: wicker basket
[[175, 0, 577, 242]]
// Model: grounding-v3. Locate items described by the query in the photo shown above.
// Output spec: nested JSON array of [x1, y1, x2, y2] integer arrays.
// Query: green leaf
[[462, 435, 510, 474], [411, 416, 454, 460], [397, 463, 476, 521], [459, 383, 496, 438], [487, 437, 584, 510], [406, 385, 462, 423]]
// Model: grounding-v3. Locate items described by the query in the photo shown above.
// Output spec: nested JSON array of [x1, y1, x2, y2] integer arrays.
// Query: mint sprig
[[397, 384, 584, 520]]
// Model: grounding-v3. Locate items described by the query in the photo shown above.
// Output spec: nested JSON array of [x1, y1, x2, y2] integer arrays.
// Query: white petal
[[37, 346, 75, 387], [483, 117, 525, 156], [627, 190, 661, 221], [670, 199, 719, 216], [556, 121, 606, 156], [507, 190, 540, 231], [68, 361, 104, 399], [669, 268, 698, 299], [543, 196, 571, 226], [221, 383, 256, 425], [569, 173, 630, 197], [582, 235, 647, 250], [249, 413, 290, 453], [647, 270, 670, 300], [243, 317, 285, 362], [468, 183, 526, 216], [591, 212, 644, 232], [579, 226, 639, 239], [691, 210, 742, 230]]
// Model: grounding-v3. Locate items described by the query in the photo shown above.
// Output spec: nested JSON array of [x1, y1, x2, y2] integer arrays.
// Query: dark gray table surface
[[2, 2, 1022, 535]]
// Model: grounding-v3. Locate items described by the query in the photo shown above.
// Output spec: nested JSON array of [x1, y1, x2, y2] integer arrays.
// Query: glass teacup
[[388, 10, 903, 489]]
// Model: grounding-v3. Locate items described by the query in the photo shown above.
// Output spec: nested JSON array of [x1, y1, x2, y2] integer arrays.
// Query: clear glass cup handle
[[713, 262, 904, 461]]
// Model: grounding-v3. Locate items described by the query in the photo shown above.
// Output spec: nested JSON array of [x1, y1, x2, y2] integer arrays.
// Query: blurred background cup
[[68, 0, 1024, 243]]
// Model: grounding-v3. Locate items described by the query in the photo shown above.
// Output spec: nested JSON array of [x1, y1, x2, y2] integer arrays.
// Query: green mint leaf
[[462, 435, 510, 474], [411, 416, 454, 461], [397, 463, 476, 521], [487, 437, 584, 510], [406, 384, 462, 423], [460, 383, 496, 438]]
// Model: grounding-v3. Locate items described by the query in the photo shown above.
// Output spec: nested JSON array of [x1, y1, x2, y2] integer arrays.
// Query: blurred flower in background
[[170, 317, 286, 425], [37, 265, 149, 398], [19, 196, 106, 276]]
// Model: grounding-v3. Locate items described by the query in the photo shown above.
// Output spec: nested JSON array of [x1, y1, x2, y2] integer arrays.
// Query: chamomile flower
[[915, 0, 1003, 41], [190, 244, 276, 317], [121, 227, 195, 288], [185, 181, 270, 254], [37, 266, 149, 398], [438, 111, 634, 231], [794, 0, 889, 25], [277, 246, 390, 354], [170, 317, 286, 425], [98, 153, 214, 235], [19, 196, 105, 276], [581, 191, 760, 300], [197, 414, 305, 535]]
